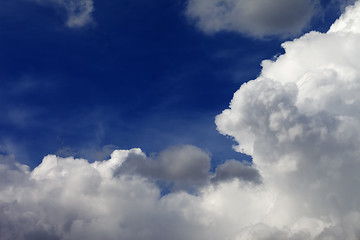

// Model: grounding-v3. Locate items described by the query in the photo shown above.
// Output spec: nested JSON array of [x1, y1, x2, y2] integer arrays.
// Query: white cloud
[[33, 0, 94, 28], [3, 1, 360, 239], [216, 0, 360, 238], [186, 0, 318, 37], [0, 146, 260, 240]]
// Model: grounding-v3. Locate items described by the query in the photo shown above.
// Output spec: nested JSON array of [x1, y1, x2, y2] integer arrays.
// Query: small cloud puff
[[186, 0, 318, 37]]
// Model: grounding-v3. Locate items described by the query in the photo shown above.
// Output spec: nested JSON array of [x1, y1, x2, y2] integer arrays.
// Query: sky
[[0, 0, 346, 167], [1, 0, 360, 239]]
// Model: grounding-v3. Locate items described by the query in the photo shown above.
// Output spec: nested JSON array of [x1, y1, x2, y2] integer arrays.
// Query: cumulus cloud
[[113, 145, 260, 191], [186, 0, 319, 37], [216, 0, 360, 238], [0, 146, 259, 240], [115, 145, 212, 191], [211, 159, 262, 184], [32, 0, 94, 28], [3, 1, 360, 239]]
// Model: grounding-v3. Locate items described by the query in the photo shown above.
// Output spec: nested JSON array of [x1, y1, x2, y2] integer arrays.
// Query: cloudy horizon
[[1, 0, 360, 239]]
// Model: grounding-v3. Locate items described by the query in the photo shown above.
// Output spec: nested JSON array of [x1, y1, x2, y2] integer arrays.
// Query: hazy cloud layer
[[2, 1, 360, 239], [32, 0, 94, 28], [186, 0, 318, 37]]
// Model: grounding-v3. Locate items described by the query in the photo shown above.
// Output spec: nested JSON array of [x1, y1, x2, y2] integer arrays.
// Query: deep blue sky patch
[[0, 0, 346, 167]]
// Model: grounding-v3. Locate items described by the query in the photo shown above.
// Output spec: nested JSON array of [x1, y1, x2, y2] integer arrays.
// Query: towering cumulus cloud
[[2, 1, 360, 240], [217, 0, 360, 238]]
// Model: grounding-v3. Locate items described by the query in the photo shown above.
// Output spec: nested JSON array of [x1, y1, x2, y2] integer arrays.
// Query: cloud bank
[[0, 146, 259, 240], [216, 0, 360, 238], [186, 0, 319, 37], [2, 1, 360, 239], [33, 0, 94, 28]]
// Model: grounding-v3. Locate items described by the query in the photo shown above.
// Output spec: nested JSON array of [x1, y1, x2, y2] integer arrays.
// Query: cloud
[[0, 146, 260, 240], [211, 159, 262, 184], [186, 0, 319, 37], [216, 0, 360, 238], [2, 1, 360, 239], [32, 0, 94, 28], [116, 145, 212, 191], [114, 145, 261, 191]]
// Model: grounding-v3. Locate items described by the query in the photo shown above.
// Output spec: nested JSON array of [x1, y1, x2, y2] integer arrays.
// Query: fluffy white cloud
[[33, 0, 94, 28], [216, 0, 360, 238], [0, 146, 260, 240], [186, 0, 318, 37]]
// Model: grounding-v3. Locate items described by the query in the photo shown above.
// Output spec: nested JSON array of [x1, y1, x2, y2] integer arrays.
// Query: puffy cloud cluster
[[32, 0, 94, 28], [186, 0, 318, 37], [216, 0, 360, 238], [3, 1, 360, 239], [0, 146, 260, 240]]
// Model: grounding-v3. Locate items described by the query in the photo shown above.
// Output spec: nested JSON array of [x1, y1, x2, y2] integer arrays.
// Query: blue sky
[[0, 0, 345, 168]]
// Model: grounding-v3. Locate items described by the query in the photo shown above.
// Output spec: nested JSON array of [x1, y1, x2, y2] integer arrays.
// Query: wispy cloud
[[32, 0, 94, 28]]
